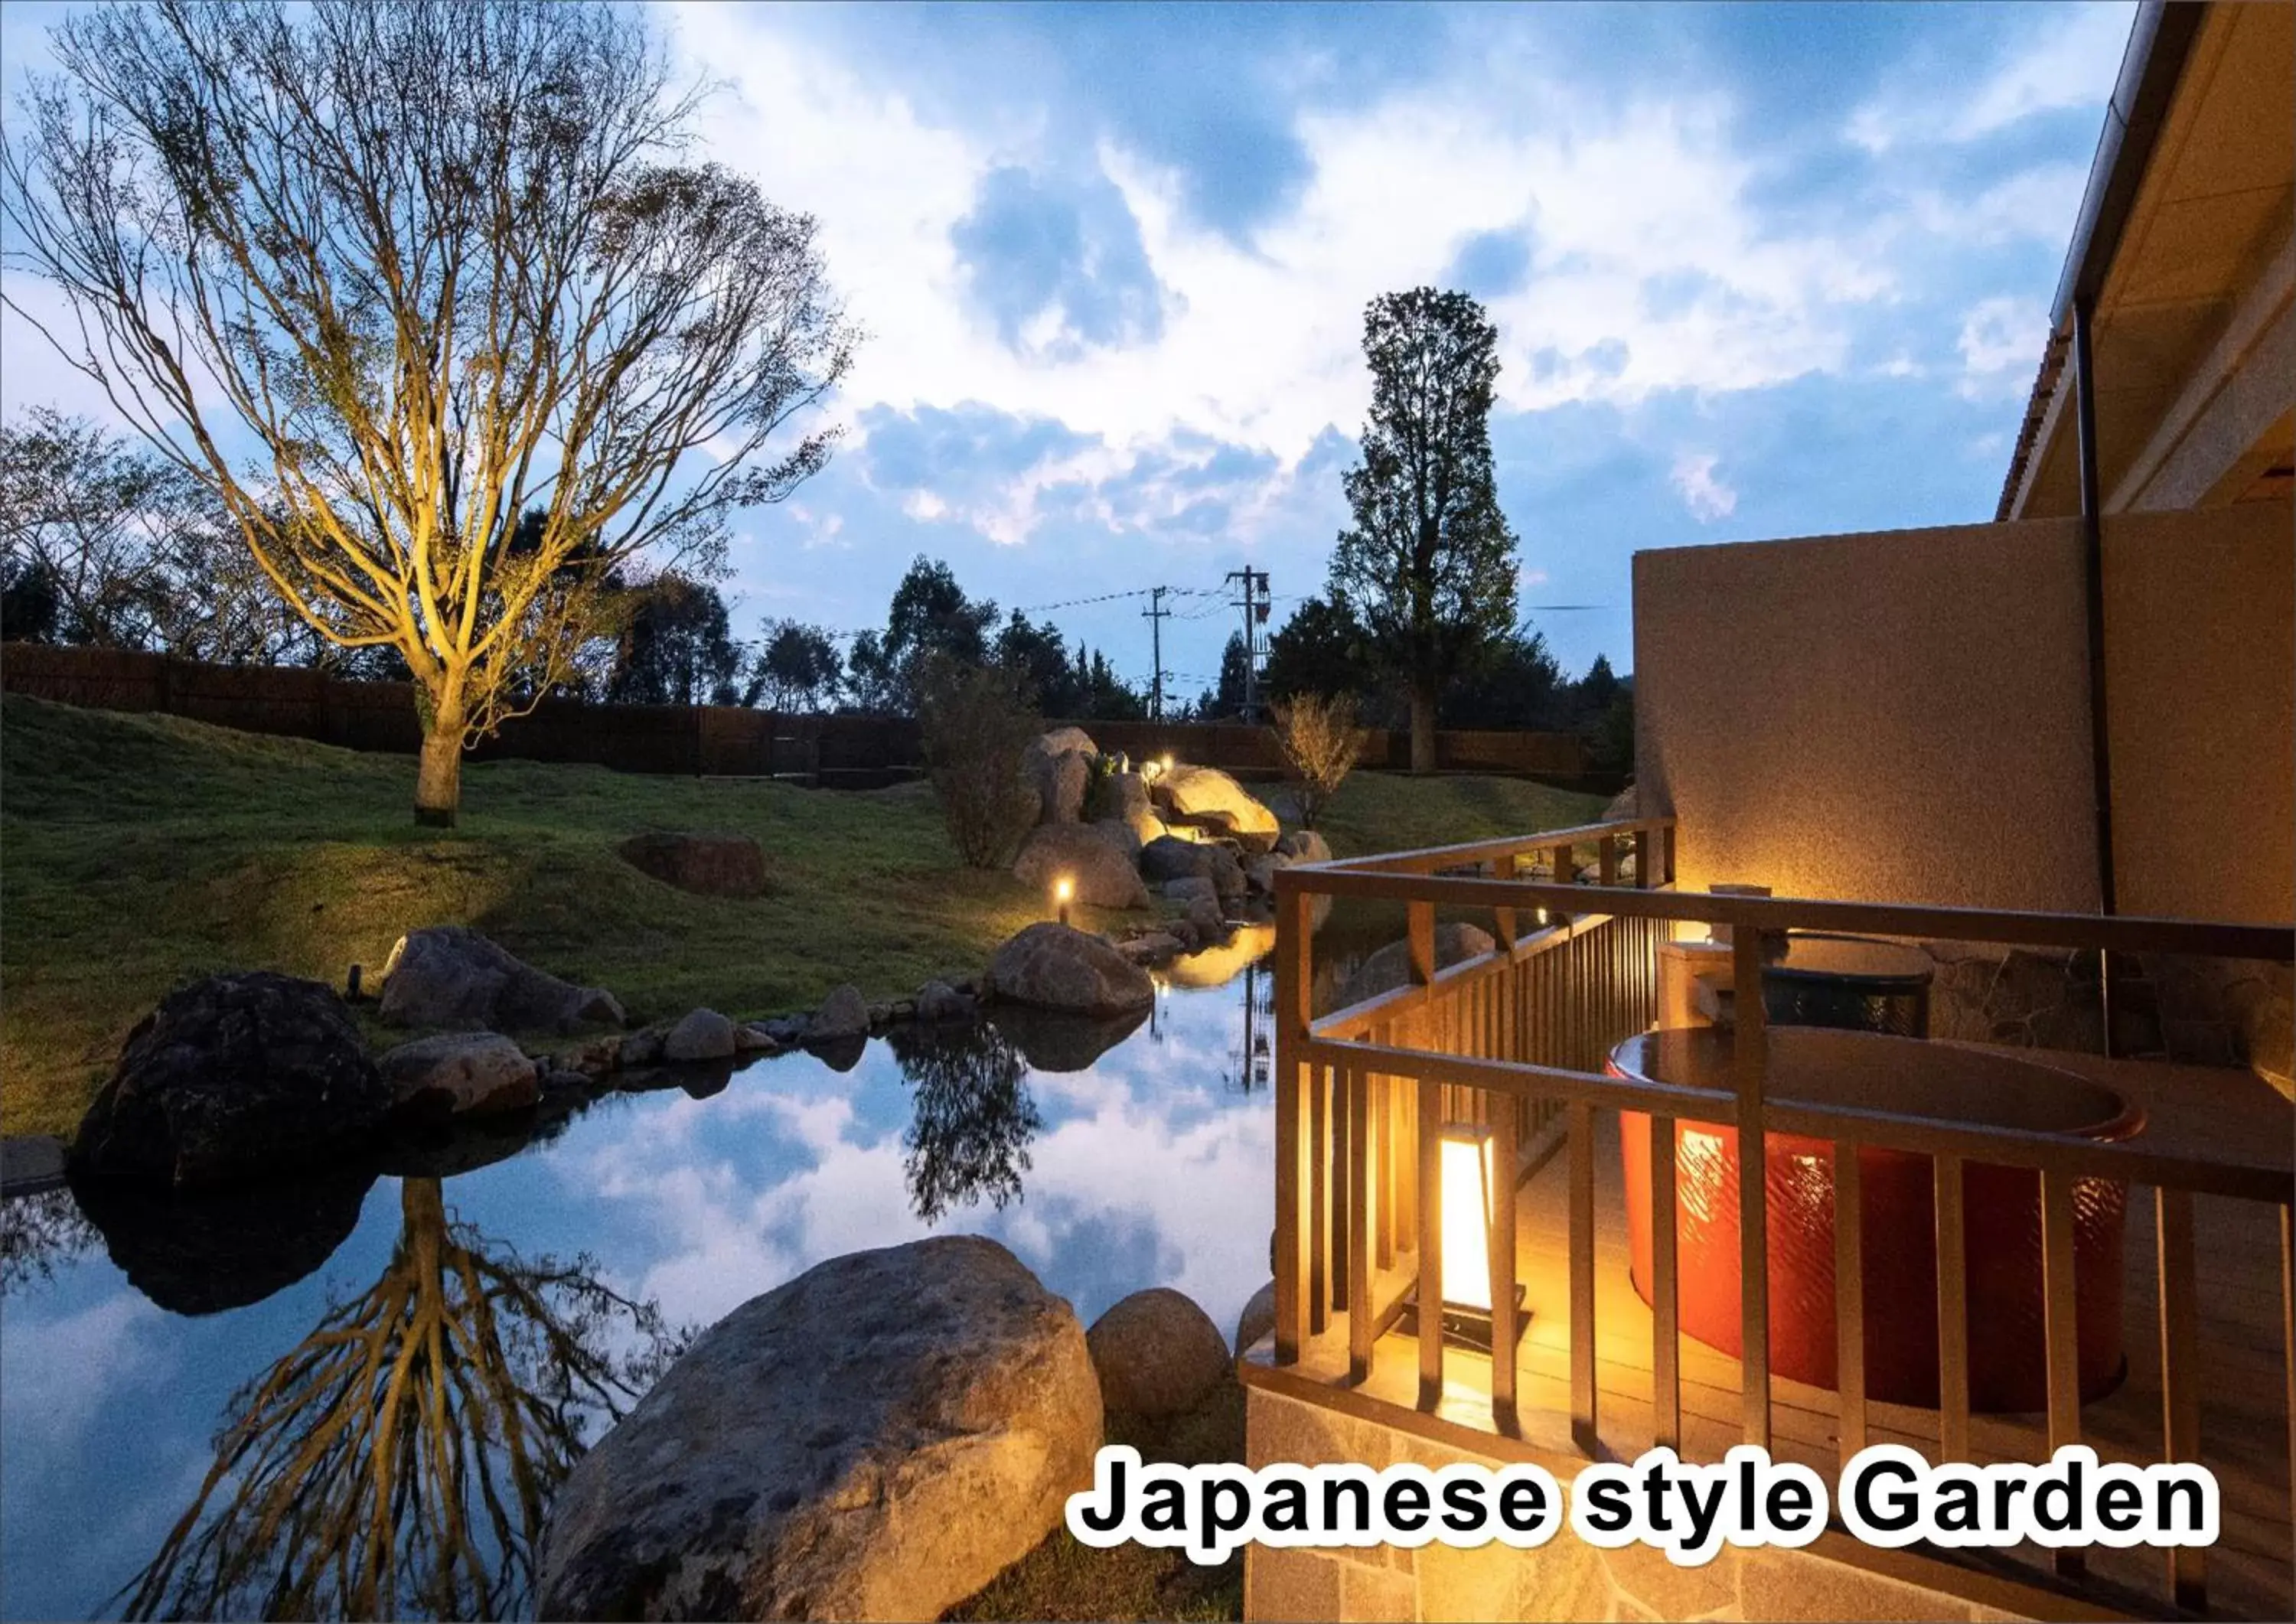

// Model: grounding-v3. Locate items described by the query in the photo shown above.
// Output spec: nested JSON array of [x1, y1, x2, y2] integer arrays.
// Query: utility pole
[[1225, 566, 1272, 721], [1140, 585, 1170, 721]]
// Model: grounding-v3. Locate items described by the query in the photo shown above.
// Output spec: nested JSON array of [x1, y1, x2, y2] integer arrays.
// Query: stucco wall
[[1632, 517, 2100, 911], [2102, 500, 2294, 925]]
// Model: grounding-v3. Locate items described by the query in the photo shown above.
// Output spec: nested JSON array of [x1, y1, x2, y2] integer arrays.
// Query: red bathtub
[[1609, 1027, 2141, 1412]]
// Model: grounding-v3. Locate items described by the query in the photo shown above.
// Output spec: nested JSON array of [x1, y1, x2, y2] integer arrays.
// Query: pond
[[0, 915, 1404, 1621]]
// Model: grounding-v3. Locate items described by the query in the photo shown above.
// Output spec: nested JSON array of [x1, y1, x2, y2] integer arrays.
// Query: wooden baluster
[[1332, 1060, 1352, 1313], [1377, 1071, 1396, 1271], [2281, 1202, 2294, 1605], [1652, 1115, 1681, 1451], [1935, 1154, 1970, 1462], [1309, 1059, 1329, 1334], [1397, 1036, 1417, 1254], [2156, 1186, 2203, 1610], [1599, 834, 1619, 887], [1634, 827, 1652, 889], [1273, 884, 1310, 1364], [1408, 898, 1437, 986], [1417, 1077, 1445, 1408], [2040, 1170, 2084, 1580], [1348, 1064, 1375, 1385], [1490, 1093, 1519, 1433], [1570, 1100, 1598, 1454], [1662, 823, 1677, 887], [1834, 1140, 1867, 1470], [1733, 931, 1771, 1450]]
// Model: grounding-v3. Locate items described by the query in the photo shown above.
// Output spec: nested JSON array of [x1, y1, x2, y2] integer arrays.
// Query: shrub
[[1268, 693, 1367, 829], [917, 654, 1041, 868]]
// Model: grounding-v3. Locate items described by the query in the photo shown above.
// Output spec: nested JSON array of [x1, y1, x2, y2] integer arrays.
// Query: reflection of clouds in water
[[0, 1290, 169, 1452], [562, 981, 1273, 1335]]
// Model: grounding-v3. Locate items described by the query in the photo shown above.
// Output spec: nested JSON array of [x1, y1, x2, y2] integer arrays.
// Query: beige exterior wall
[[1632, 517, 2100, 911], [2102, 501, 2294, 925], [1632, 504, 2295, 926]]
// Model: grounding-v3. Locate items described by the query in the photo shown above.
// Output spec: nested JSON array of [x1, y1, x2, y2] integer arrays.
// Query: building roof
[[1996, 0, 2294, 520]]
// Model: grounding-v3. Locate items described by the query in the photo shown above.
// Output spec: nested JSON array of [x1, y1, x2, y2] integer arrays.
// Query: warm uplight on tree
[[1440, 1127, 1497, 1313]]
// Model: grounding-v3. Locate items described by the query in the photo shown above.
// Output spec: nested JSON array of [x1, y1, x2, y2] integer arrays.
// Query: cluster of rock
[[537, 1237, 1251, 1622], [1009, 727, 1333, 964]]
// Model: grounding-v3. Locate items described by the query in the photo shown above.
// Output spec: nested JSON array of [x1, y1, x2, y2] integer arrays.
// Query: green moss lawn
[[2, 695, 1601, 1140]]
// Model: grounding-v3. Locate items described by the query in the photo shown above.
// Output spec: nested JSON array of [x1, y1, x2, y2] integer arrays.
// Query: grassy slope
[[1, 695, 1602, 1140]]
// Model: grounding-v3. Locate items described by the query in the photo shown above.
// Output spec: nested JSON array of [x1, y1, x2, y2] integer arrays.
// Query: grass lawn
[[1, 695, 1604, 1140]]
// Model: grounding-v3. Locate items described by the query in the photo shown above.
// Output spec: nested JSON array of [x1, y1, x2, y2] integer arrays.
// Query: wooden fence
[[0, 642, 1594, 787]]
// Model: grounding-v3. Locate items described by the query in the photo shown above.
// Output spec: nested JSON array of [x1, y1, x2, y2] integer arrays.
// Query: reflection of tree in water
[[0, 1187, 99, 1296], [121, 1178, 682, 1622], [889, 1022, 1042, 1225]]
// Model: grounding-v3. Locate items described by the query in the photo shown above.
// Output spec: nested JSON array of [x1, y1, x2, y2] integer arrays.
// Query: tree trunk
[[1409, 677, 1438, 776], [415, 706, 465, 827]]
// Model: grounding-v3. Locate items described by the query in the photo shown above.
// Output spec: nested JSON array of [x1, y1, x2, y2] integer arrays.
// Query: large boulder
[[1151, 765, 1280, 853], [1339, 922, 1499, 1007], [1139, 833, 1215, 885], [538, 1236, 1101, 1622], [378, 927, 624, 1035], [377, 1032, 540, 1118], [73, 971, 393, 1189], [1022, 729, 1097, 827], [989, 1004, 1149, 1073], [1088, 1288, 1233, 1418], [1096, 770, 1153, 824], [984, 923, 1154, 1016], [1234, 1280, 1277, 1355], [1205, 842, 1247, 902], [616, 831, 769, 898], [1013, 823, 1150, 910]]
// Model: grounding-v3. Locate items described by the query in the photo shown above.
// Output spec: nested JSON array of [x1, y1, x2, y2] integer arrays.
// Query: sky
[[0, 0, 2138, 688]]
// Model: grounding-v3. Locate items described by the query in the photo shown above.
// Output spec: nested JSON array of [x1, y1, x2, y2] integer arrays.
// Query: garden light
[[1055, 874, 1074, 926]]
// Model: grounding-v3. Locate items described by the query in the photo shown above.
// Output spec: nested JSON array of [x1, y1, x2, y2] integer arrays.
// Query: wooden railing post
[[2156, 1186, 2203, 1609], [1935, 1154, 1971, 1462], [1490, 1094, 1519, 1433], [1834, 1140, 1867, 1470], [1347, 1063, 1375, 1386], [1408, 899, 1437, 985], [1732, 931, 1771, 1450], [1569, 1100, 1598, 1454], [1633, 827, 1652, 889], [1598, 835, 1619, 886], [2040, 1169, 2085, 1579], [1417, 1076, 1445, 1409], [1273, 881, 1313, 1365], [1652, 1117, 1681, 1451]]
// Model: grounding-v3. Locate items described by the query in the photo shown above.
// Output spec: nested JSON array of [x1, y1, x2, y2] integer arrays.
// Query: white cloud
[[1850, 4, 2135, 152], [1671, 452, 1738, 523], [1955, 295, 2045, 399]]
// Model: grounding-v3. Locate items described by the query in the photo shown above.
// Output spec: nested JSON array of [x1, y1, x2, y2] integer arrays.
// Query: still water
[[0, 926, 1330, 1620]]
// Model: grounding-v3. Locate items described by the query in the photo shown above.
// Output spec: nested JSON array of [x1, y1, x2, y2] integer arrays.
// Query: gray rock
[[540, 1068, 593, 1097], [1035, 725, 1098, 759], [1117, 931, 1186, 965], [1206, 841, 1247, 901], [377, 927, 623, 1035], [1339, 922, 1499, 1006], [664, 1008, 737, 1063], [1139, 833, 1215, 885], [1100, 769, 1153, 823], [618, 1026, 665, 1068], [1021, 731, 1095, 827], [1275, 828, 1333, 864], [538, 1236, 1101, 1622], [811, 984, 870, 1042], [1245, 853, 1289, 894], [1162, 875, 1217, 906], [983, 923, 1155, 1016], [379, 1032, 540, 1118], [1234, 1280, 1277, 1355], [760, 1015, 810, 1045], [1087, 1287, 1232, 1417], [0, 1135, 68, 1196], [915, 980, 975, 1022], [1091, 815, 1143, 859], [615, 830, 768, 898], [733, 1022, 780, 1054], [72, 972, 391, 1189], [1013, 823, 1149, 910], [1186, 895, 1228, 943]]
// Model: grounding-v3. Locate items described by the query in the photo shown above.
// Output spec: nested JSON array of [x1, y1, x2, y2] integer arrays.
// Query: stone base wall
[[1927, 942, 2294, 1094], [1245, 1388, 2024, 1623]]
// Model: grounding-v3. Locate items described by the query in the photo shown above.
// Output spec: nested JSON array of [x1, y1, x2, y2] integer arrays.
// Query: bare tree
[[0, 406, 201, 648], [1268, 692, 1367, 829], [3, 0, 855, 823]]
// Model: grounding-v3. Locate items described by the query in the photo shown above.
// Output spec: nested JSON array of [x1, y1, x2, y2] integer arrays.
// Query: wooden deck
[[1260, 1052, 2295, 1620]]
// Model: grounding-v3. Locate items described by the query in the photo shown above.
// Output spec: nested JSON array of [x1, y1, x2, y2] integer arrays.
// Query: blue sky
[[0, 0, 2137, 686]]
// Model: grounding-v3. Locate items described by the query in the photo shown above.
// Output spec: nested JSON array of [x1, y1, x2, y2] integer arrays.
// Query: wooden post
[[2156, 1186, 2203, 1609], [1834, 1140, 1867, 1469], [2040, 1169, 2084, 1580], [1935, 1154, 1970, 1462], [1652, 1117, 1681, 1450], [1348, 1065, 1375, 1385], [1732, 931, 1770, 1450], [1273, 882, 1312, 1365], [1408, 900, 1437, 985], [1569, 1100, 1597, 1454], [1599, 835, 1619, 887], [1417, 1077, 1445, 1408]]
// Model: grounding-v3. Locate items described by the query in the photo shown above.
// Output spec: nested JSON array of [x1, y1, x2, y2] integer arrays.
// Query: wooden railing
[[1263, 816, 2296, 1618]]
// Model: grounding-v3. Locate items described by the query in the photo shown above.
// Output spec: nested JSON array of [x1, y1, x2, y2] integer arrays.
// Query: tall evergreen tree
[[1329, 289, 1519, 773]]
